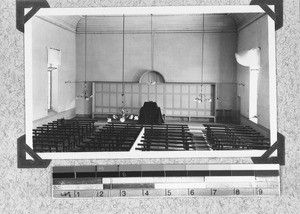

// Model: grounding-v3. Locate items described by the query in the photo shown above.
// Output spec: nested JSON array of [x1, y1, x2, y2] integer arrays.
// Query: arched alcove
[[139, 70, 166, 84]]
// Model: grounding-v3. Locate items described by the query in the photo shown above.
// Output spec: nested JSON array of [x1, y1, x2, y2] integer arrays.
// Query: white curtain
[[235, 47, 261, 70]]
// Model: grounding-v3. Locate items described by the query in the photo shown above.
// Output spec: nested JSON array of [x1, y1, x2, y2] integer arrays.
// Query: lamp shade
[[235, 47, 261, 70]]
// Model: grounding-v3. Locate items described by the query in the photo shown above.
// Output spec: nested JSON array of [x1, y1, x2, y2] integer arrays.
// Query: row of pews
[[138, 124, 194, 151], [79, 123, 142, 152], [32, 118, 270, 152], [203, 124, 270, 150], [80, 123, 195, 152], [32, 119, 195, 152], [33, 118, 96, 152]]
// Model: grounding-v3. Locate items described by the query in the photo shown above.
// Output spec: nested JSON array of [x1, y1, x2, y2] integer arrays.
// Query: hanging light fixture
[[107, 15, 138, 123], [150, 14, 156, 84], [147, 14, 157, 85], [65, 15, 93, 100], [119, 14, 127, 122], [194, 14, 212, 103]]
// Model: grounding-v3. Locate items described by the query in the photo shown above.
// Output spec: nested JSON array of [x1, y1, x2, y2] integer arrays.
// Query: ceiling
[[38, 15, 82, 32], [38, 13, 265, 33], [75, 14, 237, 33], [228, 13, 265, 30]]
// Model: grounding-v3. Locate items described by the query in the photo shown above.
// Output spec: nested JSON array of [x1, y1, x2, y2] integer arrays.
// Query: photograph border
[[24, 5, 277, 160]]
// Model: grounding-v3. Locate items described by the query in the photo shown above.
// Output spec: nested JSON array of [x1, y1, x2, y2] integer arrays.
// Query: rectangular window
[[249, 69, 258, 123], [47, 70, 52, 110]]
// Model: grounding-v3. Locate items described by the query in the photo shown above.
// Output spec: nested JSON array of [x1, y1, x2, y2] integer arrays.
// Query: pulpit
[[138, 101, 164, 125]]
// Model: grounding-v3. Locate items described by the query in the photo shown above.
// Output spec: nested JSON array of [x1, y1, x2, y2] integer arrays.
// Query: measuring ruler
[[52, 164, 280, 198]]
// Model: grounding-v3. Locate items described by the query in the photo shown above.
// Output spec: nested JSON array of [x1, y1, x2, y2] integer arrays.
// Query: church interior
[[28, 11, 273, 154]]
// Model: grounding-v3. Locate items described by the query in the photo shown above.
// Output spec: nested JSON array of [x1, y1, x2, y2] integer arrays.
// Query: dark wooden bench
[[32, 118, 96, 152], [137, 124, 195, 151], [78, 123, 143, 152], [203, 124, 270, 150]]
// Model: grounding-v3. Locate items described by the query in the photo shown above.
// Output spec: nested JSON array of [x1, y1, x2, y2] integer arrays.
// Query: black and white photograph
[[25, 6, 277, 159], [1, 0, 299, 213]]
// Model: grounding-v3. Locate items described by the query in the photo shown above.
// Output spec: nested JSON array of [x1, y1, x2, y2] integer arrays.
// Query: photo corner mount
[[16, 0, 50, 33], [17, 135, 51, 168], [251, 132, 285, 166], [250, 0, 283, 30]]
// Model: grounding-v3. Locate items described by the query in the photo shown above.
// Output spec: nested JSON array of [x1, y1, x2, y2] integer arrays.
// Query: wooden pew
[[33, 125, 77, 152], [79, 123, 193, 152], [78, 123, 142, 151], [32, 118, 96, 152], [138, 124, 195, 151], [203, 124, 270, 150]]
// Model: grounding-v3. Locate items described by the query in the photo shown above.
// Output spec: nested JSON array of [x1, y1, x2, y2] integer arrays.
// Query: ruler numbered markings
[[52, 164, 280, 198]]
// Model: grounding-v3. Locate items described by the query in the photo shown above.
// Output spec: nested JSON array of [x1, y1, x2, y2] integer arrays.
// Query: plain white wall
[[76, 31, 237, 115], [32, 17, 76, 121]]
